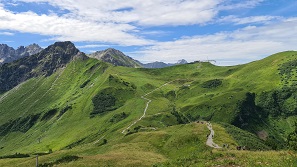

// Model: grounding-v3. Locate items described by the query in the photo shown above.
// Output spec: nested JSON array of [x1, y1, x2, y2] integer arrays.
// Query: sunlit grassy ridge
[[0, 51, 296, 166]]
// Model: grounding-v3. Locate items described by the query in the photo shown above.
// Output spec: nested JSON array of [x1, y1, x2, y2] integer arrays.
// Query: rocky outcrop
[[0, 41, 82, 93], [0, 43, 42, 65]]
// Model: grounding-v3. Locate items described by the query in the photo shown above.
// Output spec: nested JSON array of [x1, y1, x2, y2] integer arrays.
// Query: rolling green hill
[[0, 42, 296, 166]]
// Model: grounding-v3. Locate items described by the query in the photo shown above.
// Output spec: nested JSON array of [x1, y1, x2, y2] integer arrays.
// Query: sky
[[0, 0, 297, 66]]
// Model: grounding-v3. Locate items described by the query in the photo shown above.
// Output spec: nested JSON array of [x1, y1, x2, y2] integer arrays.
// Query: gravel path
[[206, 122, 222, 148], [121, 81, 174, 134]]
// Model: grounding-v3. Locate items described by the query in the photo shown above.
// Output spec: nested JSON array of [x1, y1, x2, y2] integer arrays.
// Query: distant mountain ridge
[[142, 59, 188, 68], [0, 43, 188, 68], [0, 43, 42, 65], [88, 48, 142, 68], [88, 48, 188, 68]]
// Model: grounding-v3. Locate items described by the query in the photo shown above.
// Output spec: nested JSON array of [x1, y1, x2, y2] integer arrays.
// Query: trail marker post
[[36, 154, 38, 167]]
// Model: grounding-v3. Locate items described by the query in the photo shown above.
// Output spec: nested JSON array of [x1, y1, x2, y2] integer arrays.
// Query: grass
[[0, 51, 297, 166], [0, 122, 296, 166]]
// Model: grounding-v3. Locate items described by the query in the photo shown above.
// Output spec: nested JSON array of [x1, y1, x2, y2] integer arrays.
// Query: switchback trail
[[121, 81, 174, 134], [206, 122, 222, 148]]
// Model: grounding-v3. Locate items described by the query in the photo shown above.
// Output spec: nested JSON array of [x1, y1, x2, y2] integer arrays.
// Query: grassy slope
[[0, 123, 295, 167], [0, 51, 296, 166]]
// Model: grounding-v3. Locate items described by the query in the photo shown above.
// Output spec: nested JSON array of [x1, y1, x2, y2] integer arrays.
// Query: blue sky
[[0, 0, 297, 65]]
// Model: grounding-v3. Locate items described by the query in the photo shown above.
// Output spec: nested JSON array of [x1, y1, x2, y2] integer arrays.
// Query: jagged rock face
[[72, 52, 89, 61], [0, 41, 81, 93], [0, 44, 15, 63], [0, 43, 43, 65], [89, 48, 142, 68], [24, 44, 42, 56]]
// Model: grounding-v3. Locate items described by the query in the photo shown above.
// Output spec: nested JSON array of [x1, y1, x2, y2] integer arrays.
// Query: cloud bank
[[0, 0, 296, 65]]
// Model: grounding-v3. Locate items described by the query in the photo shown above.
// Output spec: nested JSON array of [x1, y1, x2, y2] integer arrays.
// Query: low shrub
[[41, 108, 58, 121], [201, 79, 222, 88], [91, 93, 117, 116], [39, 155, 81, 167], [0, 153, 30, 159]]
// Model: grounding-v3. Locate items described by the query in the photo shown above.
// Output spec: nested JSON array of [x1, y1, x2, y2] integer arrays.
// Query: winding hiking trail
[[121, 81, 174, 134], [206, 122, 222, 148]]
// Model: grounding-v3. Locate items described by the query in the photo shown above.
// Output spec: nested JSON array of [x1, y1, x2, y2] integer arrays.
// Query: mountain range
[[0, 41, 296, 166], [1, 44, 188, 68], [82, 48, 189, 68], [0, 43, 42, 65], [142, 59, 188, 68]]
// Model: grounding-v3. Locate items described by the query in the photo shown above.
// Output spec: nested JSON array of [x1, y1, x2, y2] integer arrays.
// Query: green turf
[[0, 51, 297, 166]]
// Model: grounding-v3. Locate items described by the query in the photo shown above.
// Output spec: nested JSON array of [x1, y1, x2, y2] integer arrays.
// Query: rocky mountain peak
[[0, 44, 15, 61], [0, 41, 81, 93], [24, 43, 42, 56], [88, 48, 142, 68], [43, 41, 77, 54], [0, 43, 43, 65], [177, 59, 188, 64]]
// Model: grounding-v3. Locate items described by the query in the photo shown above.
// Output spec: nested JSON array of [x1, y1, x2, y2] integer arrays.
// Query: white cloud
[[218, 15, 282, 25], [76, 44, 110, 49], [0, 40, 14, 43], [0, 31, 14, 35], [0, 6, 152, 45], [15, 0, 222, 26], [219, 0, 265, 10], [2, 0, 296, 66], [140, 30, 172, 37], [1, 0, 224, 45], [0, 0, 226, 46], [131, 18, 297, 65]]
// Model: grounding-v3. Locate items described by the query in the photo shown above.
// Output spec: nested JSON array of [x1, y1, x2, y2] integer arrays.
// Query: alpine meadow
[[0, 41, 296, 166], [2, 0, 297, 166]]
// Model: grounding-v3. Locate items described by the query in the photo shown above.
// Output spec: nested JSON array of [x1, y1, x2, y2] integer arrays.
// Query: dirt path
[[206, 122, 221, 148], [121, 81, 174, 134], [121, 96, 151, 134]]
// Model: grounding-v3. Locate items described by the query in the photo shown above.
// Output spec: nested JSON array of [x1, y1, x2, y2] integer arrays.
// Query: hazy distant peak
[[177, 59, 188, 64], [0, 43, 43, 65]]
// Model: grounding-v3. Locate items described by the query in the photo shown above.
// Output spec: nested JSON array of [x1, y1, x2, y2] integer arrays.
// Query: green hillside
[[0, 43, 297, 166]]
